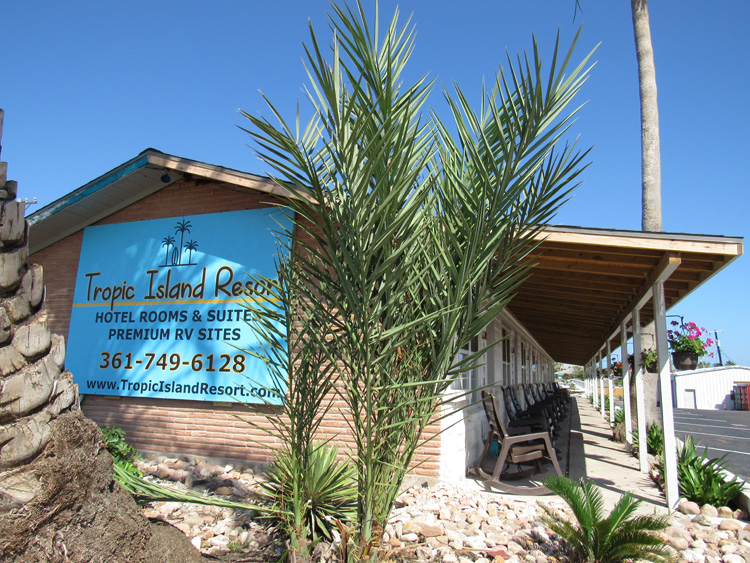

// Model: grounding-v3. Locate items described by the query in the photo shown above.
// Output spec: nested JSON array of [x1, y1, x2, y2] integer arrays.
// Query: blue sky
[[3, 1, 748, 365]]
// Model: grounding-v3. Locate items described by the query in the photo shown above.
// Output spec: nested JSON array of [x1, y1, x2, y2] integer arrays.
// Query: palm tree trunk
[[632, 0, 662, 232]]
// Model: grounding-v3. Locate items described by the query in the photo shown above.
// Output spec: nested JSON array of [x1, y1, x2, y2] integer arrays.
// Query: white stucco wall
[[437, 308, 555, 483], [439, 395, 486, 482]]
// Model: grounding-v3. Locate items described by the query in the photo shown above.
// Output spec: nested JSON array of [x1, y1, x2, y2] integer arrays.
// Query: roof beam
[[600, 251, 682, 350]]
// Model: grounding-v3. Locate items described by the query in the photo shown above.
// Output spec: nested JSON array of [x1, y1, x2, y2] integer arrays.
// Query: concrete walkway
[[568, 396, 668, 514]]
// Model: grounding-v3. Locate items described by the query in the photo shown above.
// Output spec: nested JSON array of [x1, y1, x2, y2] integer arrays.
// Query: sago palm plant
[[542, 476, 673, 563]]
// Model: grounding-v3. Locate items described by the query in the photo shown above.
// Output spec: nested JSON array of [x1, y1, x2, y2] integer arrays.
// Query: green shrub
[[658, 436, 746, 507], [259, 441, 357, 542], [647, 423, 664, 456], [101, 425, 141, 476], [614, 408, 624, 425], [632, 422, 664, 457], [542, 476, 673, 563]]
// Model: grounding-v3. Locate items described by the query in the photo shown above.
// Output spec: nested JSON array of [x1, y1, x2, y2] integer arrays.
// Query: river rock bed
[[136, 457, 750, 562]]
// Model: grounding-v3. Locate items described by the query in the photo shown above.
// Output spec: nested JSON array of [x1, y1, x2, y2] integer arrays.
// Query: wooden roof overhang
[[508, 226, 744, 366], [27, 149, 299, 254]]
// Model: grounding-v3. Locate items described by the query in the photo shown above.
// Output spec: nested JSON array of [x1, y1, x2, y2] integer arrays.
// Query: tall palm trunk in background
[[632, 0, 662, 426], [632, 0, 661, 232]]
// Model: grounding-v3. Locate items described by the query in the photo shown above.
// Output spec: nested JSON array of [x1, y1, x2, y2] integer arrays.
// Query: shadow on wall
[[715, 393, 734, 410]]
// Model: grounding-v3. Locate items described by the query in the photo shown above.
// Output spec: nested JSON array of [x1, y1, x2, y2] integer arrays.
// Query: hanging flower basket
[[672, 351, 699, 371], [668, 320, 714, 371]]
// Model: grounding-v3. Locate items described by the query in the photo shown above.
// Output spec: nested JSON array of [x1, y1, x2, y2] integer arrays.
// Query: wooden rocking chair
[[469, 390, 562, 495]]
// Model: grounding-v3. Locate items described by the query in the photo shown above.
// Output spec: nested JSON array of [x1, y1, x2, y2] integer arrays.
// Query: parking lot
[[673, 408, 750, 481]]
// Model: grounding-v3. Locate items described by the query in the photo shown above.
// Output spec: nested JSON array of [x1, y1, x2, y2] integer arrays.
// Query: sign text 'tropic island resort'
[[66, 209, 292, 404]]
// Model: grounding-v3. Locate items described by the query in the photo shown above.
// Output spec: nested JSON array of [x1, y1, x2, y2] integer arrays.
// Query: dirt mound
[[0, 411, 205, 563]]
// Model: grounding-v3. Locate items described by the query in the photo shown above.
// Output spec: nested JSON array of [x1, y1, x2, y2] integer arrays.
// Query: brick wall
[[30, 178, 441, 475]]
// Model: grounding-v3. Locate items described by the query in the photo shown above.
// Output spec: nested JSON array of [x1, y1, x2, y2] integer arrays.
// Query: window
[[502, 329, 512, 385], [451, 332, 486, 393]]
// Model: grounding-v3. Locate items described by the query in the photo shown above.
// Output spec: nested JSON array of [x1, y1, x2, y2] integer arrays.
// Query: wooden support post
[[621, 321, 633, 444], [633, 307, 648, 473], [593, 357, 598, 407], [654, 280, 679, 509], [607, 340, 615, 425], [585, 362, 589, 396], [599, 353, 606, 418], [593, 355, 598, 407]]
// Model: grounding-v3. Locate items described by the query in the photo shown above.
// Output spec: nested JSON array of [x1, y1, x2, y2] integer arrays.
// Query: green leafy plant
[[227, 540, 244, 552], [542, 475, 673, 563], [101, 425, 141, 476], [614, 408, 624, 426], [657, 436, 745, 507], [632, 422, 664, 458], [259, 441, 357, 543], [641, 349, 658, 371], [105, 429, 272, 516], [113, 464, 265, 511], [647, 423, 664, 457], [240, 1, 594, 559]]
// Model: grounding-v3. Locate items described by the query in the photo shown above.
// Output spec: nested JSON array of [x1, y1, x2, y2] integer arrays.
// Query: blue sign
[[66, 208, 292, 404]]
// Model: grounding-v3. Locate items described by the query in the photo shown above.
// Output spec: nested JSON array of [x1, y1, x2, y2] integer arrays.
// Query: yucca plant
[[542, 476, 673, 563], [657, 436, 745, 507], [240, 1, 594, 559], [259, 441, 357, 543]]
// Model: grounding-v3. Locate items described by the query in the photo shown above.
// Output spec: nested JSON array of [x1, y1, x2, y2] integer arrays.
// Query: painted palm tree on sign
[[161, 235, 175, 267], [174, 219, 192, 265], [183, 240, 198, 265]]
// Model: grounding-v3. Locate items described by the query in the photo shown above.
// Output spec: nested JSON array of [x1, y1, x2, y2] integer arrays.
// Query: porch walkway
[[567, 396, 668, 514], [472, 395, 669, 514]]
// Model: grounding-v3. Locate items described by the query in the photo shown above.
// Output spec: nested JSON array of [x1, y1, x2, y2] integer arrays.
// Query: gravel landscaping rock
[[135, 456, 750, 562]]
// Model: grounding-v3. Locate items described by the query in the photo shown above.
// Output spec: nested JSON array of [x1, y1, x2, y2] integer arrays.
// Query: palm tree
[[574, 0, 662, 231], [241, 2, 595, 558], [632, 0, 661, 232], [183, 240, 198, 264], [0, 108, 203, 561], [161, 235, 175, 266], [542, 475, 673, 563], [174, 219, 192, 265], [630, 1, 664, 432]]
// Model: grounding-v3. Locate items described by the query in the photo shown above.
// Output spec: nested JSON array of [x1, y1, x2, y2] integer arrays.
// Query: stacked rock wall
[[0, 109, 78, 507]]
